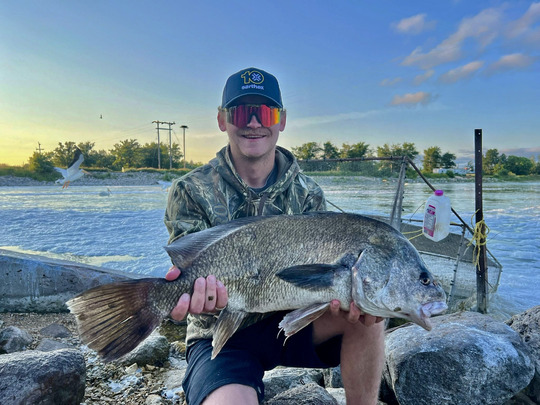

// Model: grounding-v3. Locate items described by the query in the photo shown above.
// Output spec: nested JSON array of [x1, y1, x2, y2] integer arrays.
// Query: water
[[0, 179, 538, 317]]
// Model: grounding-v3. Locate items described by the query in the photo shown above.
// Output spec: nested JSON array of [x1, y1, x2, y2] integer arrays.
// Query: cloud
[[402, 7, 503, 69], [506, 2, 540, 39], [413, 69, 435, 85], [380, 77, 402, 86], [290, 110, 383, 128], [439, 61, 484, 83], [393, 14, 436, 35], [486, 53, 536, 74], [390, 92, 433, 106]]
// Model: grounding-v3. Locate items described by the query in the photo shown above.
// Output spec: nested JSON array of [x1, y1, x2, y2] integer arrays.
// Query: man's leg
[[202, 384, 258, 405], [313, 302, 385, 405]]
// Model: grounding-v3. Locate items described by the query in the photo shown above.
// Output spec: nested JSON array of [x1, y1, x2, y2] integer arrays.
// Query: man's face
[[218, 95, 286, 161]]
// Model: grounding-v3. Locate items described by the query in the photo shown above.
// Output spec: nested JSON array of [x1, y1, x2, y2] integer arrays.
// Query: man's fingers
[[165, 266, 181, 281], [203, 275, 217, 312], [170, 293, 190, 321], [189, 277, 206, 314], [215, 280, 228, 310]]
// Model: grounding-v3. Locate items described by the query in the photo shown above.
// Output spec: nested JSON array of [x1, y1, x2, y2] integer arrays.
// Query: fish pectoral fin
[[279, 303, 330, 337], [211, 309, 247, 359], [276, 264, 346, 291]]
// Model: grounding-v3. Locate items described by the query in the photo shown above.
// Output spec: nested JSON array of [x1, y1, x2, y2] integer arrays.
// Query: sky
[[1, 1, 539, 167]]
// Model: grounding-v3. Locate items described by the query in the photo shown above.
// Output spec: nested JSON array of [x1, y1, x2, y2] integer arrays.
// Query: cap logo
[[241, 70, 264, 85]]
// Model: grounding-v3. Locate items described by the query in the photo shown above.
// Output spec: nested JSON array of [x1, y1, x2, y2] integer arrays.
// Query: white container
[[423, 190, 451, 242]]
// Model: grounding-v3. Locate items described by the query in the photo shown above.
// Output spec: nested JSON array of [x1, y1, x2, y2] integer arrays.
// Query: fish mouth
[[409, 301, 448, 331]]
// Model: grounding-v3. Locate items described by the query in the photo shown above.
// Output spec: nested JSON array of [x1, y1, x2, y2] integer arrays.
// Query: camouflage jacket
[[164, 145, 327, 345]]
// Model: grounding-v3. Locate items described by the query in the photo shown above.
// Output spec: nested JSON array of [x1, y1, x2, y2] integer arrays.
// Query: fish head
[[351, 232, 447, 330]]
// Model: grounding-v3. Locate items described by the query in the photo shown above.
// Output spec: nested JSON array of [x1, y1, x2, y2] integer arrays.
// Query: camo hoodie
[[164, 145, 327, 345]]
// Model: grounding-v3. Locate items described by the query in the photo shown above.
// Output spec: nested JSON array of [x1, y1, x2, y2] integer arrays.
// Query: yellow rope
[[468, 210, 490, 268], [404, 229, 424, 241]]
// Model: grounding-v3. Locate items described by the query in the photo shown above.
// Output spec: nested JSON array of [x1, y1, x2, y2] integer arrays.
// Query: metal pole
[[181, 125, 188, 168], [475, 129, 488, 313]]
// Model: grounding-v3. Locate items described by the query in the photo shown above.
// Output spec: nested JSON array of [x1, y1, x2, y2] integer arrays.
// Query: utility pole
[[152, 121, 175, 169], [180, 125, 188, 168], [35, 142, 44, 154], [167, 122, 174, 169]]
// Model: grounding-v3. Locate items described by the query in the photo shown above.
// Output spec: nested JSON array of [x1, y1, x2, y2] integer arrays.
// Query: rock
[[145, 394, 166, 404], [119, 333, 170, 367], [0, 326, 32, 354], [383, 311, 535, 405], [35, 338, 74, 352], [265, 382, 338, 405], [263, 367, 324, 401], [0, 348, 86, 405], [506, 306, 540, 404], [326, 387, 346, 405], [40, 323, 72, 338], [323, 366, 343, 388]]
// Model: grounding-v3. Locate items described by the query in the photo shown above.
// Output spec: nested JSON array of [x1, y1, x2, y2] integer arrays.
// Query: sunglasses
[[223, 104, 282, 128]]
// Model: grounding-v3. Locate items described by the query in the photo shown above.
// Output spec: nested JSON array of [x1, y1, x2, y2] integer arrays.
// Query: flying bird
[[54, 148, 88, 189]]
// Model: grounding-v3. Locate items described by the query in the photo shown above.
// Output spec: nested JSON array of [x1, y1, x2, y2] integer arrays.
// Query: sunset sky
[[1, 1, 539, 167]]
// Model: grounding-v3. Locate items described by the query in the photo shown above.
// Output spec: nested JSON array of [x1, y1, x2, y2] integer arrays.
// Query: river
[[0, 178, 538, 317]]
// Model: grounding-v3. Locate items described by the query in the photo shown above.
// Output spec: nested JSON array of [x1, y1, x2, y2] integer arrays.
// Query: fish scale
[[68, 211, 447, 361]]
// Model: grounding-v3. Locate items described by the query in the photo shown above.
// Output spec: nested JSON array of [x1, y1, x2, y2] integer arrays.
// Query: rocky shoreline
[[1, 307, 539, 405], [0, 172, 171, 188]]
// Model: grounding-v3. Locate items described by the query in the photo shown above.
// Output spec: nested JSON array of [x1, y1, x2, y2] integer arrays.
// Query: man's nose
[[246, 114, 262, 128]]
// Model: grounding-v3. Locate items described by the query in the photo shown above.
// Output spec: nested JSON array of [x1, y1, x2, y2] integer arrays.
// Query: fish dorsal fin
[[276, 264, 346, 291], [211, 308, 247, 359], [164, 215, 280, 268], [278, 302, 330, 337]]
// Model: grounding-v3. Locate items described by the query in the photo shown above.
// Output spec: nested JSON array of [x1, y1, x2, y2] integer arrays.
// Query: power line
[[152, 120, 175, 169]]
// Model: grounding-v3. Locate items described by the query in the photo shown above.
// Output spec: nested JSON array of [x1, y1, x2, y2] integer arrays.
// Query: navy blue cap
[[221, 67, 283, 108]]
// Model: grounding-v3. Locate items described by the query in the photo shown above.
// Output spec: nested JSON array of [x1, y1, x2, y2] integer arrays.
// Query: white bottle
[[423, 190, 451, 242]]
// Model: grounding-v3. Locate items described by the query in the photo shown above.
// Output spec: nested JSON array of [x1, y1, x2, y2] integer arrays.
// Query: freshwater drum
[[423, 190, 451, 242]]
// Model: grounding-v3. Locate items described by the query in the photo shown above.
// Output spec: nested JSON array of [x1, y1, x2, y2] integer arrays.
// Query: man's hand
[[165, 266, 228, 321], [328, 300, 384, 326]]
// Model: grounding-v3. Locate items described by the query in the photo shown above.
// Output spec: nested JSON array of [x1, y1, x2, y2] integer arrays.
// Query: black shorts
[[182, 311, 342, 405]]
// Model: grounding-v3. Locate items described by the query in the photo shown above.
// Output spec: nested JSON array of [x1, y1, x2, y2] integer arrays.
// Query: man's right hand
[[165, 266, 228, 321]]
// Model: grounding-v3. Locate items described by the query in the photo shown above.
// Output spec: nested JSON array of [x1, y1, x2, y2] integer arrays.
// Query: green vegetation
[[1, 139, 538, 182]]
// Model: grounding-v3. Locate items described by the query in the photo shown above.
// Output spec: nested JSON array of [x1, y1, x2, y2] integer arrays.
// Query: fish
[[67, 212, 447, 361]]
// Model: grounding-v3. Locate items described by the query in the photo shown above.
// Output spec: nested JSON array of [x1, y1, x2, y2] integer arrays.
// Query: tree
[[441, 152, 457, 169], [52, 141, 79, 167], [28, 151, 55, 174], [322, 141, 340, 159], [291, 142, 322, 160], [377, 142, 418, 161], [423, 146, 442, 172], [111, 139, 142, 169], [483, 149, 500, 174], [503, 155, 534, 175], [341, 142, 370, 158]]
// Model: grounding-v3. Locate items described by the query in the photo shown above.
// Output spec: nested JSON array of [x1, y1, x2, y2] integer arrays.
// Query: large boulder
[[506, 306, 540, 404], [0, 348, 86, 405], [0, 326, 32, 354], [383, 311, 534, 405]]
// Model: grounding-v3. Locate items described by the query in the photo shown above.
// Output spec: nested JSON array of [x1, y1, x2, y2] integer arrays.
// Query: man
[[164, 67, 384, 405]]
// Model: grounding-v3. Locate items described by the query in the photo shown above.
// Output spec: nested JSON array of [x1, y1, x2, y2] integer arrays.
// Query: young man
[[164, 67, 385, 405]]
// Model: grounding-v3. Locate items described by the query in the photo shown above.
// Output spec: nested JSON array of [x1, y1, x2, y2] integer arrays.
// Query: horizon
[[1, 1, 539, 167]]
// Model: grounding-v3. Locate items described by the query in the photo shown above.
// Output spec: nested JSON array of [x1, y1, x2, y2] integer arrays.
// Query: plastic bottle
[[423, 190, 451, 242]]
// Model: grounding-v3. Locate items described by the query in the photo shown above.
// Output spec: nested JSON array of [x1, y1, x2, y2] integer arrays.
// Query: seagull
[[54, 148, 88, 189]]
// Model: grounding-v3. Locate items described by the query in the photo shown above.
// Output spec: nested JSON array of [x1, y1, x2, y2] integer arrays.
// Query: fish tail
[[67, 278, 169, 362]]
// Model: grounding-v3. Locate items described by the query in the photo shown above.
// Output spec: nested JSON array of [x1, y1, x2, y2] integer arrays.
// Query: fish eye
[[419, 272, 431, 285]]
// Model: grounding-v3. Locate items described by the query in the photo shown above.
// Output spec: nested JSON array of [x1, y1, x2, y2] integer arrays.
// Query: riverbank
[[0, 171, 510, 188], [0, 172, 169, 187]]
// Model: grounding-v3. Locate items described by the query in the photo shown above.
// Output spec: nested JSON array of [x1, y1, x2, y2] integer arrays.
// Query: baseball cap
[[221, 67, 283, 108]]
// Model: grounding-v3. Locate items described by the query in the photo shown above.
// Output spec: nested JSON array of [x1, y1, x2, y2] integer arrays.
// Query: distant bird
[[100, 114, 102, 119], [54, 148, 88, 189], [99, 188, 111, 197]]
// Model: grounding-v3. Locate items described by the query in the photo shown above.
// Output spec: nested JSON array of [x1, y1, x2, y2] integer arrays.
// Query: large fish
[[67, 212, 447, 361]]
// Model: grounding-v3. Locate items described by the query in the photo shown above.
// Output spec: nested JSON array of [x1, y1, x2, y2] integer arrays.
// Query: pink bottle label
[[423, 204, 436, 237]]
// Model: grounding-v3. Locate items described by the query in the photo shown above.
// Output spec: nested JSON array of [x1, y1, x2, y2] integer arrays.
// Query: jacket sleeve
[[299, 174, 328, 213], [164, 179, 212, 244]]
